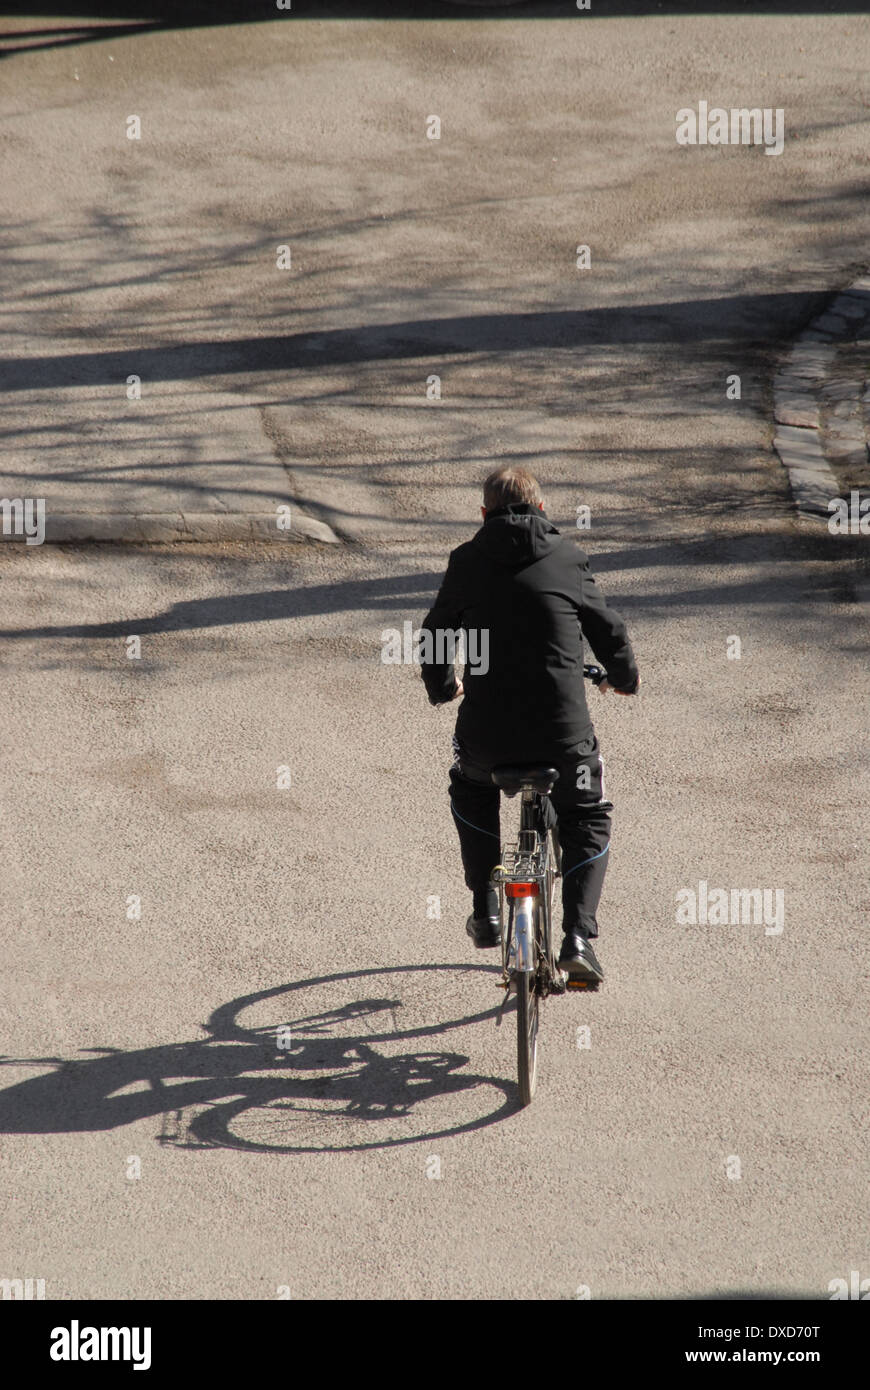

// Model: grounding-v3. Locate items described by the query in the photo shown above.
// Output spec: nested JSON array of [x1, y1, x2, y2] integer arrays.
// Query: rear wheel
[[516, 968, 539, 1106]]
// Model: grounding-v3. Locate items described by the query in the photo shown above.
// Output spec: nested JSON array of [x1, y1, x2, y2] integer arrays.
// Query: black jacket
[[420, 504, 639, 766]]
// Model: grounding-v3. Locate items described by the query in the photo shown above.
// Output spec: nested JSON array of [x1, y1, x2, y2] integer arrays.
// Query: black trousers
[[448, 734, 613, 939]]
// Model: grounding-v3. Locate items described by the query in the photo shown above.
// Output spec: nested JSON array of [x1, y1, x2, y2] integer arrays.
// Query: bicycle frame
[[488, 664, 605, 1103]]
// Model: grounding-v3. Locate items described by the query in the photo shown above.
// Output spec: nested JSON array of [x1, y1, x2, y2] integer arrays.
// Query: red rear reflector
[[505, 882, 539, 898]]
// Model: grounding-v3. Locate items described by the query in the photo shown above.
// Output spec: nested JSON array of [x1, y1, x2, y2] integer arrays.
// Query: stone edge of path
[[1, 510, 340, 546], [773, 274, 870, 520]]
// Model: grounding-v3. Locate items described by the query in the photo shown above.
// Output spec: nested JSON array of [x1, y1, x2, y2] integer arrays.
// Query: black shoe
[[557, 932, 604, 984], [465, 914, 501, 949]]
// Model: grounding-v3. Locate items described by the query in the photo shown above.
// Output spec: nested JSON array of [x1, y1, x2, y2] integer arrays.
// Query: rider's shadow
[[0, 966, 517, 1153]]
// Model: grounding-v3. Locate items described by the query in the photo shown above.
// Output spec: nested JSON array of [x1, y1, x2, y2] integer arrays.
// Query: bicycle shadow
[[0, 965, 520, 1153]]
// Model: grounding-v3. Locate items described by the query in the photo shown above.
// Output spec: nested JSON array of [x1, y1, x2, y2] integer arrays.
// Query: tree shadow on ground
[[2, 0, 869, 63], [0, 292, 842, 393], [1, 528, 868, 649]]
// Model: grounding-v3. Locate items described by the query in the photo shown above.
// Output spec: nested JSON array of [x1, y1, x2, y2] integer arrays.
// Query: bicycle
[[489, 663, 605, 1106]]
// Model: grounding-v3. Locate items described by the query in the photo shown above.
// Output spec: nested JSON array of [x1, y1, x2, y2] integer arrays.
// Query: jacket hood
[[472, 504, 562, 567]]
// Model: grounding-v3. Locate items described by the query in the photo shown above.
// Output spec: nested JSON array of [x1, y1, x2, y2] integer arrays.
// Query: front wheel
[[516, 970, 539, 1106]]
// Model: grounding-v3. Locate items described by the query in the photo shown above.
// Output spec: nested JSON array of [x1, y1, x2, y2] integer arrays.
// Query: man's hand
[[599, 675, 640, 696], [451, 679, 464, 700]]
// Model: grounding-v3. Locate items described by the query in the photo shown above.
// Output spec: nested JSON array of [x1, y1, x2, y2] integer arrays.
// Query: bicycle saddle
[[490, 764, 559, 794]]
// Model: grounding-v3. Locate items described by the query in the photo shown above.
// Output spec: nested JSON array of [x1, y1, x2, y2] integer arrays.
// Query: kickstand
[[495, 979, 514, 1027], [495, 901, 515, 1028]]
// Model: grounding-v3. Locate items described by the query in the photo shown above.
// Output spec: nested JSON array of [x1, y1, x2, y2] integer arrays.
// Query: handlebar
[[583, 664, 606, 686]]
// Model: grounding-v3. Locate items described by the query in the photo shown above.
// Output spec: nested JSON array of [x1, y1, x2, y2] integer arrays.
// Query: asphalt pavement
[[0, 5, 868, 1300]]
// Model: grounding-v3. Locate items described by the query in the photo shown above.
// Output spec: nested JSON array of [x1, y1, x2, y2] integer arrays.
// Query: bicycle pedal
[[565, 977, 598, 991]]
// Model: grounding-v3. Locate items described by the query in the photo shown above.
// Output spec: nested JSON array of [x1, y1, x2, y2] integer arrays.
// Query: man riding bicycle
[[419, 466, 640, 986]]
